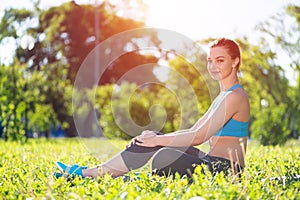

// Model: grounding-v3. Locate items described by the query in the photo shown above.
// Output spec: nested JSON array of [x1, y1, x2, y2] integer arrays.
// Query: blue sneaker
[[53, 172, 64, 179], [55, 161, 88, 178]]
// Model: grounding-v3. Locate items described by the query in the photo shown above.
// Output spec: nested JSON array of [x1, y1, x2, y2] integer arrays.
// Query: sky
[[0, 0, 298, 83], [0, 0, 296, 40]]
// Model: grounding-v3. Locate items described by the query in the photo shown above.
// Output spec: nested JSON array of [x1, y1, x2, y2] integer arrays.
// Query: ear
[[232, 57, 239, 69]]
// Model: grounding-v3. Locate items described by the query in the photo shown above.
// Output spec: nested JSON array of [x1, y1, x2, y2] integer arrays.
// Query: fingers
[[126, 130, 157, 148], [126, 137, 143, 148], [127, 138, 136, 148]]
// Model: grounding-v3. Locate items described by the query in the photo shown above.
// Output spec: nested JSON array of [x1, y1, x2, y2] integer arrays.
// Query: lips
[[209, 70, 221, 79], [210, 70, 220, 74]]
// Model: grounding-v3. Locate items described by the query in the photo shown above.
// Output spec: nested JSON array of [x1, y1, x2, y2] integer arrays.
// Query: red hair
[[209, 38, 241, 70]]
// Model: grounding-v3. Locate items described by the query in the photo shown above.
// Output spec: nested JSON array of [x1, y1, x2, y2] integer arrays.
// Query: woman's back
[[208, 86, 250, 168]]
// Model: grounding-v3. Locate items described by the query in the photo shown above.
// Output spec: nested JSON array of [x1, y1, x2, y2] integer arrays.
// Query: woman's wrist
[[156, 134, 167, 146]]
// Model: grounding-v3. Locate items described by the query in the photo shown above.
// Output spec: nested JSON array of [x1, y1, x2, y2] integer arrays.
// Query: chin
[[210, 75, 222, 81], [209, 72, 222, 80]]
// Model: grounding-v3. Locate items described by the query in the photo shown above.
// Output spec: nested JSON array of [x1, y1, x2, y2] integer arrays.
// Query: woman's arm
[[187, 103, 214, 132], [135, 92, 243, 147]]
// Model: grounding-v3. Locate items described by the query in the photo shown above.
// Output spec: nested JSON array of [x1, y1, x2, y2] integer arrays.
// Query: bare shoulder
[[226, 88, 250, 119], [227, 88, 249, 104]]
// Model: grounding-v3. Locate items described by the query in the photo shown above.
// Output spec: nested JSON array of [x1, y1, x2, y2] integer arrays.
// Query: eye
[[216, 59, 224, 64]]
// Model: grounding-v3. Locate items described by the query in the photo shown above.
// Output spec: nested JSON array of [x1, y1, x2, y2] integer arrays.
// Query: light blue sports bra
[[214, 84, 249, 137]]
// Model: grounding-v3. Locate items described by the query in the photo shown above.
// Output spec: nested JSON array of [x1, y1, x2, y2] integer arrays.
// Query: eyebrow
[[207, 56, 225, 60], [215, 56, 225, 59]]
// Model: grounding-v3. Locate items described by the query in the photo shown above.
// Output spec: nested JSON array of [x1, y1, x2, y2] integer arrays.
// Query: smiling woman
[[54, 37, 250, 179]]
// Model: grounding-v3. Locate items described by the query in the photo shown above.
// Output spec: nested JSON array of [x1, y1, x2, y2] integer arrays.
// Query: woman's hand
[[136, 130, 158, 147], [126, 130, 158, 148]]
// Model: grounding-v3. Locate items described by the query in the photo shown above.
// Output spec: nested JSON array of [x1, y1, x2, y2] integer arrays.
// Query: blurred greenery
[[0, 1, 299, 146]]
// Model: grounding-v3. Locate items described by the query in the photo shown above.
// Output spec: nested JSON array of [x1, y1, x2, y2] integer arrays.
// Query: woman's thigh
[[151, 147, 207, 177], [120, 145, 162, 170]]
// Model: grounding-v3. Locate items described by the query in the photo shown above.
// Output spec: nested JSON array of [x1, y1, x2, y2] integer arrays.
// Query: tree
[[166, 49, 214, 126], [0, 1, 161, 137], [0, 64, 26, 141], [256, 4, 300, 138], [0, 62, 59, 141], [100, 51, 159, 85], [0, 8, 35, 140], [237, 38, 292, 145], [31, 1, 159, 83]]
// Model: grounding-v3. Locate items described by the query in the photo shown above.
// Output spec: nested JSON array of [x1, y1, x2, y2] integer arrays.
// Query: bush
[[251, 103, 290, 145], [0, 65, 27, 141], [0, 63, 67, 141], [94, 82, 197, 139]]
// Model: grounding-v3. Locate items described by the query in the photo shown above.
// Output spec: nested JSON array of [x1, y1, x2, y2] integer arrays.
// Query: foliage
[[256, 4, 300, 138], [71, 33, 298, 144], [0, 1, 162, 138], [168, 50, 216, 117], [257, 4, 300, 71], [100, 52, 159, 84], [236, 38, 292, 144], [94, 82, 187, 139], [251, 104, 290, 146], [0, 8, 33, 40], [39, 62, 74, 136], [0, 1, 299, 146], [0, 1, 159, 83], [0, 138, 299, 199], [0, 63, 60, 141], [287, 77, 300, 138], [0, 64, 26, 141]]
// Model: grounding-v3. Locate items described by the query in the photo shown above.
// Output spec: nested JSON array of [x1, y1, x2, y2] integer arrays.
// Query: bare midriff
[[208, 136, 247, 167]]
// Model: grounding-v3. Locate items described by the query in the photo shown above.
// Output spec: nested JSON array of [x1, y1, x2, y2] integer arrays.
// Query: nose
[[208, 61, 215, 69]]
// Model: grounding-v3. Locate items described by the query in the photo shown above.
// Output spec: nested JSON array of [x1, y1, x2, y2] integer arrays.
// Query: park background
[[0, 0, 299, 145], [0, 0, 299, 199]]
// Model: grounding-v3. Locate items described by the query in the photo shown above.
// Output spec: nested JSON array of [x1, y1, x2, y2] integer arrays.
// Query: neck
[[219, 74, 239, 92]]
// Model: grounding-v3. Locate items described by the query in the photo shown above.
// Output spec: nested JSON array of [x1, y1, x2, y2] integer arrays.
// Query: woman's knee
[[151, 147, 183, 170]]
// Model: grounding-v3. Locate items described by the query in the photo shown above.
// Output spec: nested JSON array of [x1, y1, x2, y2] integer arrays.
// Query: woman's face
[[207, 47, 238, 80]]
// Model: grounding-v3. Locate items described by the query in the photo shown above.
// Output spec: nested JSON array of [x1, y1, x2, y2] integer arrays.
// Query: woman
[[55, 38, 250, 179]]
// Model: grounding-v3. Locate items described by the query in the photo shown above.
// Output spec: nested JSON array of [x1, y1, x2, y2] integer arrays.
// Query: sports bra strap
[[227, 84, 243, 92], [212, 84, 244, 111], [227, 83, 243, 91], [214, 83, 249, 137]]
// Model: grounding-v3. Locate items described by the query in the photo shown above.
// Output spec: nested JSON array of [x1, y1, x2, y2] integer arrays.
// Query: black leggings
[[120, 143, 240, 177]]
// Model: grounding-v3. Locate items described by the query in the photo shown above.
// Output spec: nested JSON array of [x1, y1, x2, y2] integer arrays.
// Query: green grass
[[0, 138, 299, 199]]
